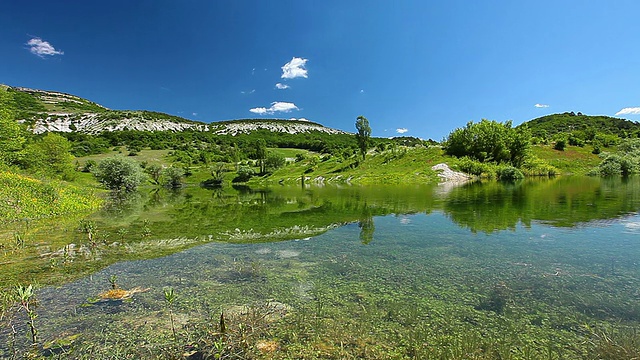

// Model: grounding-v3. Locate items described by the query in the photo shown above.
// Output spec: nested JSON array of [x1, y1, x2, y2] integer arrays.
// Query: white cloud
[[289, 117, 309, 122], [360, 89, 364, 93], [396, 128, 408, 134], [534, 103, 549, 108], [27, 37, 64, 57], [241, 89, 255, 94], [275, 83, 290, 90], [616, 107, 640, 116], [192, 112, 198, 116], [281, 57, 308, 79], [250, 101, 299, 115]]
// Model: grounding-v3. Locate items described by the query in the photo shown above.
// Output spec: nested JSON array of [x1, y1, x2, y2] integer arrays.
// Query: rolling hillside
[[2, 85, 347, 135], [520, 112, 640, 138]]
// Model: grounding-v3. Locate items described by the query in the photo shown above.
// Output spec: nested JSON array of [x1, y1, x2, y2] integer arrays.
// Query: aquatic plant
[[108, 274, 118, 290], [16, 284, 38, 349], [163, 287, 177, 339], [78, 219, 96, 244]]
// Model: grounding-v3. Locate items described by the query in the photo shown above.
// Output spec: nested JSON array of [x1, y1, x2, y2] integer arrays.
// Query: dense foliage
[[589, 139, 640, 176], [444, 119, 531, 167], [522, 112, 640, 151], [92, 156, 146, 192], [355, 115, 371, 160]]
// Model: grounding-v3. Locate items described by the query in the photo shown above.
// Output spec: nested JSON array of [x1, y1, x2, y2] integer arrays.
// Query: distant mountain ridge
[[3, 85, 348, 135]]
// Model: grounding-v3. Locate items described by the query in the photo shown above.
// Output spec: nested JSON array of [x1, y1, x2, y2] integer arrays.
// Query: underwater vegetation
[[1, 178, 640, 358]]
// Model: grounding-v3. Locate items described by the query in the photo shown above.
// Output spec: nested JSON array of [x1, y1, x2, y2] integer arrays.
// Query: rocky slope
[[6, 86, 348, 135]]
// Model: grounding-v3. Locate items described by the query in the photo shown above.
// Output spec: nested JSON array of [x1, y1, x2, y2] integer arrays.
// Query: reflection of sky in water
[[623, 216, 640, 233]]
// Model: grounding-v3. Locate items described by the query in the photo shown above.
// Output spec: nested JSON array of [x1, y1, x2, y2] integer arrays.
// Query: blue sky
[[2, 1, 640, 140]]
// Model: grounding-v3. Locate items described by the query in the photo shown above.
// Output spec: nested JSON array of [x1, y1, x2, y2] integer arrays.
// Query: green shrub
[[521, 156, 558, 176], [92, 157, 146, 192], [496, 166, 524, 181], [82, 160, 98, 173], [161, 166, 184, 188], [554, 139, 566, 151], [233, 165, 255, 183], [589, 139, 640, 176], [456, 157, 486, 176], [264, 153, 286, 173]]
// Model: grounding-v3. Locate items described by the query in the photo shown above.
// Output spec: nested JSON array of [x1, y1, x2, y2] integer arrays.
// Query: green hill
[[520, 112, 640, 138]]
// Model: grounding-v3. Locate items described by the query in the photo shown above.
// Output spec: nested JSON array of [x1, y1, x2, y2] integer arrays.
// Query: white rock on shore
[[431, 163, 471, 182]]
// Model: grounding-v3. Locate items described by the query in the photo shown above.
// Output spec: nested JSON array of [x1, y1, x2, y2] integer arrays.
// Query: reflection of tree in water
[[442, 177, 640, 233], [359, 204, 375, 244]]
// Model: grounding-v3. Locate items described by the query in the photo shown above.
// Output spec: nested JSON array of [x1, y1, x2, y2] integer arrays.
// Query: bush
[[232, 165, 255, 183], [82, 160, 98, 173], [496, 166, 524, 181], [264, 153, 286, 173], [589, 139, 640, 176], [145, 163, 163, 184], [456, 157, 487, 176], [161, 166, 184, 188], [521, 156, 558, 177], [92, 157, 146, 192], [554, 139, 566, 151]]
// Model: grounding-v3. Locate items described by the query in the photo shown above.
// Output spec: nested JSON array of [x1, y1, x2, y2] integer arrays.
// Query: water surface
[[3, 176, 640, 358]]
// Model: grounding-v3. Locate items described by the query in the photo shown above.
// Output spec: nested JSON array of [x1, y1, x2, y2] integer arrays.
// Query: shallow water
[[3, 176, 640, 358]]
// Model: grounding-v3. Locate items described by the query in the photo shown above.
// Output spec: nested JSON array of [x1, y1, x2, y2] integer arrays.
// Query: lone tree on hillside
[[355, 115, 371, 160]]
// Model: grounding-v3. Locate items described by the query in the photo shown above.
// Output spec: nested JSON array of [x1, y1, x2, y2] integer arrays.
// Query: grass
[[0, 170, 102, 223], [530, 144, 602, 175], [75, 148, 172, 168], [263, 145, 447, 185]]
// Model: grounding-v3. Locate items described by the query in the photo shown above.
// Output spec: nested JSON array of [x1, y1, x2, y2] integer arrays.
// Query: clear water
[[3, 176, 640, 358]]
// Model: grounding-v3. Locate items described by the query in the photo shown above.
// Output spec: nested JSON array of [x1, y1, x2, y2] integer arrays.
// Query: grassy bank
[[0, 171, 102, 223]]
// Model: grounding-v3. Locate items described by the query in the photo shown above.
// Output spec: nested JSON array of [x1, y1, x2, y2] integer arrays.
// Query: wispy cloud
[[616, 107, 640, 116], [281, 57, 308, 79], [534, 103, 549, 108], [250, 101, 299, 115], [241, 89, 255, 95], [192, 112, 198, 116], [396, 128, 408, 134], [360, 89, 365, 93], [27, 37, 64, 57], [275, 83, 290, 90]]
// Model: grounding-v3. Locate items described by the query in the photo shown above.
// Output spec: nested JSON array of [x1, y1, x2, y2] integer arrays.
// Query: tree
[[355, 115, 371, 160], [264, 152, 286, 173], [254, 139, 267, 173], [25, 133, 75, 179], [145, 163, 164, 184], [93, 157, 146, 192], [443, 119, 531, 167]]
